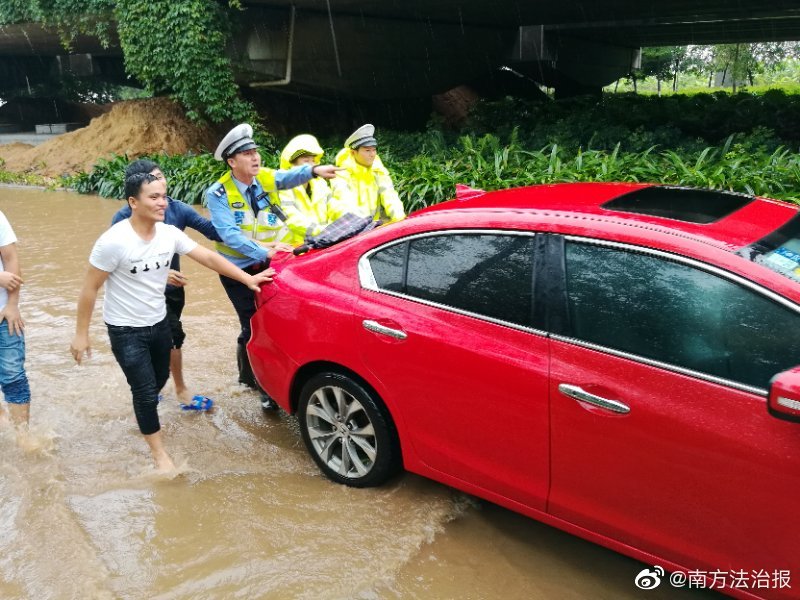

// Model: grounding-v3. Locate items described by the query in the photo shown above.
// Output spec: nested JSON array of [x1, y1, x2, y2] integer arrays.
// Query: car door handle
[[362, 319, 407, 340], [558, 383, 630, 414]]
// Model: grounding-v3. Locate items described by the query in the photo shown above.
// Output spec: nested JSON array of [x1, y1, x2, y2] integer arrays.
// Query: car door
[[547, 238, 800, 579], [354, 231, 550, 510]]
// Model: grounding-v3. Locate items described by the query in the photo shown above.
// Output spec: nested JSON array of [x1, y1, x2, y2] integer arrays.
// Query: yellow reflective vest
[[331, 149, 406, 223], [276, 138, 335, 245], [275, 180, 336, 245], [214, 169, 290, 258]]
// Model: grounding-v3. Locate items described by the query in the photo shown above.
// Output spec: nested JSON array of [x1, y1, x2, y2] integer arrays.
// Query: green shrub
[[67, 91, 800, 208]]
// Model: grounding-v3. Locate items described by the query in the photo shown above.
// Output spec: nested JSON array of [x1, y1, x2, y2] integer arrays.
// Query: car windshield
[[739, 212, 800, 283]]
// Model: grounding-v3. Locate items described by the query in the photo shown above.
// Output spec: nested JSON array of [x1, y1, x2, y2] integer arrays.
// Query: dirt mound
[[0, 98, 218, 178]]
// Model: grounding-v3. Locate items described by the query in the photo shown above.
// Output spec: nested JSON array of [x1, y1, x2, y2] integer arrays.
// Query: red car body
[[248, 183, 800, 600]]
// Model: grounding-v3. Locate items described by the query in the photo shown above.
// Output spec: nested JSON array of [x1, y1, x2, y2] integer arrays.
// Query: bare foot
[[15, 426, 42, 453], [175, 387, 193, 405], [7, 403, 29, 427], [153, 451, 176, 472]]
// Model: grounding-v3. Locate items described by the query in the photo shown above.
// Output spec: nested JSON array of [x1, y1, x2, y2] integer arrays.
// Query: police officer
[[206, 124, 339, 410], [331, 124, 406, 223], [276, 134, 338, 245]]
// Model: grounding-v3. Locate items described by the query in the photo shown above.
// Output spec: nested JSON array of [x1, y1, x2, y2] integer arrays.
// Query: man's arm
[[274, 164, 341, 190], [173, 199, 221, 242], [185, 245, 275, 290], [377, 173, 406, 222], [70, 265, 110, 364], [0, 243, 24, 336]]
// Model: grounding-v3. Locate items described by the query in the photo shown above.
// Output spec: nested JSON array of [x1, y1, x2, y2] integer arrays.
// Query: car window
[[739, 212, 800, 284], [370, 240, 406, 292], [565, 241, 800, 390], [368, 233, 535, 327]]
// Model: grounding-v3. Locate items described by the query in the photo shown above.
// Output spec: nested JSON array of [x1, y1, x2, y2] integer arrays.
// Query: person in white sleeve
[[0, 210, 30, 430]]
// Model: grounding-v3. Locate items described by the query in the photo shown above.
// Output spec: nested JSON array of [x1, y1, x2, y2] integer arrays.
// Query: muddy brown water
[[0, 188, 716, 599]]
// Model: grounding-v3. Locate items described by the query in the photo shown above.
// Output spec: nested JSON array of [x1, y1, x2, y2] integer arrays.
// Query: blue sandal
[[180, 395, 214, 412]]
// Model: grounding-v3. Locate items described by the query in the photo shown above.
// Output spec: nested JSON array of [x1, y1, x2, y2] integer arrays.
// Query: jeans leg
[[150, 319, 173, 393], [0, 321, 30, 405], [108, 323, 164, 435]]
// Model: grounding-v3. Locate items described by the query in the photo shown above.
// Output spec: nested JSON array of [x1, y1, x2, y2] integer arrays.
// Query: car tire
[[298, 372, 400, 488]]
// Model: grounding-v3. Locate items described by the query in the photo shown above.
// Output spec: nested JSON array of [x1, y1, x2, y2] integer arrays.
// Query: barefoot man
[[112, 159, 221, 405], [71, 172, 274, 471]]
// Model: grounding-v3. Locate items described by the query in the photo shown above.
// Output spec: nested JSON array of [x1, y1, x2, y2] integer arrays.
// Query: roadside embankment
[[0, 98, 217, 179]]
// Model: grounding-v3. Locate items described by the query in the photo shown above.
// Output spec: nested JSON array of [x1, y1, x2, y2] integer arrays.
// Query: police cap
[[345, 123, 377, 149], [215, 123, 258, 161]]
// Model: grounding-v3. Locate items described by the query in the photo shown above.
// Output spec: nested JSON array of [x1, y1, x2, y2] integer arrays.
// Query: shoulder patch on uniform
[[213, 184, 225, 197]]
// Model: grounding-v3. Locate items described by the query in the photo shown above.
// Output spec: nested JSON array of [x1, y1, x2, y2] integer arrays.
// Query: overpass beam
[[511, 26, 640, 97]]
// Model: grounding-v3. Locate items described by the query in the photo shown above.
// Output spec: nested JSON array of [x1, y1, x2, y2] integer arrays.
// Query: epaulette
[[212, 184, 225, 197]]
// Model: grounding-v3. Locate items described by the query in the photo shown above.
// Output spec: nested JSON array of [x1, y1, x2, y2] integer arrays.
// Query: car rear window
[[602, 186, 753, 224], [739, 212, 800, 283]]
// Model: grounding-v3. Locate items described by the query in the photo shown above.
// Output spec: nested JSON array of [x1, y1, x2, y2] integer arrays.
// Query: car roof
[[413, 183, 799, 251]]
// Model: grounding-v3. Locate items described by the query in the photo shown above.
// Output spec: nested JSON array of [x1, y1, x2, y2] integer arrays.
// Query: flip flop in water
[[180, 395, 214, 412]]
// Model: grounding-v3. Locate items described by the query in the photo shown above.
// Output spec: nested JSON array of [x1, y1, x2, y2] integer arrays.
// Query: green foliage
[[113, 0, 254, 124], [465, 90, 800, 152], [66, 90, 800, 209], [0, 0, 254, 124], [384, 133, 800, 208], [0, 164, 54, 187], [67, 152, 227, 204], [0, 0, 116, 47]]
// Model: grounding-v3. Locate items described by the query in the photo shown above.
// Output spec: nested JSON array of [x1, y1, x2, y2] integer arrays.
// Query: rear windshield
[[602, 186, 753, 224], [739, 213, 800, 283]]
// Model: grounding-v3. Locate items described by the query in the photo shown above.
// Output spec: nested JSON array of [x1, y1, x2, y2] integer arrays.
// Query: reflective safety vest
[[276, 178, 334, 245], [332, 149, 406, 223], [214, 169, 290, 258]]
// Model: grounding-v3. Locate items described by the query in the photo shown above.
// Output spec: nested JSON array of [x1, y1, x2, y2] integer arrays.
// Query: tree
[[636, 46, 706, 94], [637, 47, 674, 95], [709, 42, 800, 91]]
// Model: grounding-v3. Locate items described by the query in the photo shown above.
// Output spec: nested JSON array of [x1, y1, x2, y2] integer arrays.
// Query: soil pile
[[0, 98, 218, 177]]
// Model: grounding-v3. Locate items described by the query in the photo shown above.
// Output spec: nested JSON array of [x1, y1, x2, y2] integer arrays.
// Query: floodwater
[[0, 188, 717, 599]]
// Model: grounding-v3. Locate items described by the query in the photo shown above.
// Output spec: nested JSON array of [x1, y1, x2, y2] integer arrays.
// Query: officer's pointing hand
[[311, 165, 345, 180]]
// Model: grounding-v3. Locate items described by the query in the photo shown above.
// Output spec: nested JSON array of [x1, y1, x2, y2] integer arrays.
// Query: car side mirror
[[768, 367, 800, 423]]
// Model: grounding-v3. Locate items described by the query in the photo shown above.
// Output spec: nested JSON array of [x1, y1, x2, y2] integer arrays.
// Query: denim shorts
[[0, 320, 30, 405]]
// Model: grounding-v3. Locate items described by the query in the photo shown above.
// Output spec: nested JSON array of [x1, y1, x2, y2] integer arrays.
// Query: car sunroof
[[602, 186, 754, 224]]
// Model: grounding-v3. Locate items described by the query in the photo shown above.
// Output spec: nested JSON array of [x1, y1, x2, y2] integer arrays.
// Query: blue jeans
[[0, 320, 30, 405], [107, 318, 171, 436]]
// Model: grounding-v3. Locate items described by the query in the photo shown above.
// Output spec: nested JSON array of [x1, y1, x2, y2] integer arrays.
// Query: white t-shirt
[[0, 210, 18, 311], [90, 220, 198, 326]]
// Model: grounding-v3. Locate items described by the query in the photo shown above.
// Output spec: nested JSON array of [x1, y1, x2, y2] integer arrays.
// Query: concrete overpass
[[1, 1, 799, 101]]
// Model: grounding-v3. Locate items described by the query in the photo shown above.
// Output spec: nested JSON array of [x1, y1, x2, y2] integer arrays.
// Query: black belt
[[243, 261, 269, 274]]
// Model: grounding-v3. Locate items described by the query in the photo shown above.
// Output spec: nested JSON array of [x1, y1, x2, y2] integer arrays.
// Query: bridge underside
[[0, 1, 799, 104]]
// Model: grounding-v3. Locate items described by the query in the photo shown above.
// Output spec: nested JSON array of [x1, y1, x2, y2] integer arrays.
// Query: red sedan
[[248, 183, 800, 600]]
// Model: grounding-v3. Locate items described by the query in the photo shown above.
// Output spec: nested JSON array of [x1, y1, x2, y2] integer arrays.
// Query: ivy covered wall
[[0, 0, 256, 124]]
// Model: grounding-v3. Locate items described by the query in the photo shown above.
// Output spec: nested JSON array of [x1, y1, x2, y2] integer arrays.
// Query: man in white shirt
[[0, 210, 30, 428], [71, 172, 274, 471]]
